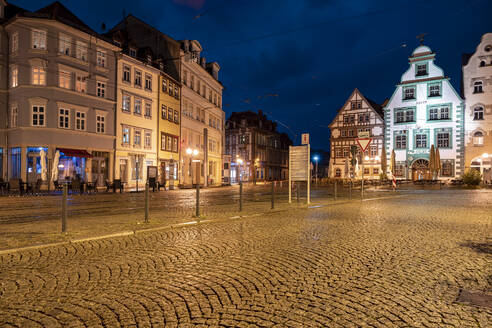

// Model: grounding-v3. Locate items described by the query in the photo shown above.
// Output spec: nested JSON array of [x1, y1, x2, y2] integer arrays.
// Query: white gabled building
[[329, 88, 385, 180], [384, 45, 465, 180], [462, 33, 492, 182]]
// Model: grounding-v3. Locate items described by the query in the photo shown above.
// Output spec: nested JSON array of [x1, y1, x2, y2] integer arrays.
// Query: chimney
[[0, 1, 5, 20]]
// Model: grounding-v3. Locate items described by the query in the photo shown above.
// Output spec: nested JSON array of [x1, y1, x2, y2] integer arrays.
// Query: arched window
[[473, 81, 483, 93], [473, 107, 484, 120], [480, 60, 486, 67], [473, 131, 484, 146], [335, 168, 341, 177]]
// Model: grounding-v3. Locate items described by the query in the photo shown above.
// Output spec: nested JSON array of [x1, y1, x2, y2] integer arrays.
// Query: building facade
[[384, 45, 465, 180], [462, 33, 492, 182], [107, 15, 182, 187], [113, 52, 159, 189], [180, 40, 224, 187], [158, 73, 181, 189], [225, 110, 291, 183], [329, 88, 385, 179], [1, 1, 119, 186]]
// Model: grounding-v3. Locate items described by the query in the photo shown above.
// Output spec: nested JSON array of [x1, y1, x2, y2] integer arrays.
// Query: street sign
[[301, 133, 309, 145], [289, 146, 309, 181], [358, 131, 370, 138], [356, 138, 372, 152]]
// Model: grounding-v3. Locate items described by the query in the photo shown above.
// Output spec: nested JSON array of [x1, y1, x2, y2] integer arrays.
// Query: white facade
[[329, 89, 385, 179], [463, 33, 492, 182], [180, 40, 224, 187], [384, 45, 465, 180]]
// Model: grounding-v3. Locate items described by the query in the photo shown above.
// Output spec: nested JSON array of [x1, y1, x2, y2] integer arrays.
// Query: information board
[[289, 146, 309, 181]]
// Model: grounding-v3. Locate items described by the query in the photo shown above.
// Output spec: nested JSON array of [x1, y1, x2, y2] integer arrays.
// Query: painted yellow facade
[[115, 54, 159, 189], [157, 73, 181, 188]]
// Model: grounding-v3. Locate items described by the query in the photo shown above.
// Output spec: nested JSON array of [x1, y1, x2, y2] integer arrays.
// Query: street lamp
[[236, 157, 244, 183], [482, 153, 489, 159], [313, 155, 319, 186]]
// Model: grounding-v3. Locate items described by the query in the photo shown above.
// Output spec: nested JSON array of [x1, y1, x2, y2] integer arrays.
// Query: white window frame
[[96, 115, 105, 134], [122, 94, 131, 112], [96, 81, 106, 98], [96, 49, 106, 67], [134, 129, 142, 147], [144, 102, 152, 118], [473, 81, 483, 93], [11, 66, 18, 88], [58, 108, 70, 129], [32, 66, 46, 85], [144, 131, 152, 149], [11, 32, 18, 53], [473, 107, 484, 121], [10, 105, 18, 128], [59, 70, 71, 89], [75, 74, 87, 93], [32, 29, 46, 50], [32, 105, 46, 127], [122, 126, 130, 145], [134, 98, 142, 115], [59, 34, 71, 55], [76, 41, 88, 61], [145, 74, 152, 90], [473, 131, 484, 146], [123, 65, 131, 82], [75, 111, 86, 131]]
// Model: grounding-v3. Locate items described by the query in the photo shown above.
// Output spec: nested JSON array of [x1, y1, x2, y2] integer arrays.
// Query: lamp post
[[313, 155, 319, 187], [187, 148, 200, 217], [237, 157, 244, 183]]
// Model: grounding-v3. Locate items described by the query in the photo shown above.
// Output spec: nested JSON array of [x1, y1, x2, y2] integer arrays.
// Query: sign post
[[289, 135, 310, 204], [356, 133, 372, 200]]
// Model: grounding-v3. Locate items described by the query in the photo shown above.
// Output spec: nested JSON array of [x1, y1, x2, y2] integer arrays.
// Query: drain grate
[[456, 289, 492, 309]]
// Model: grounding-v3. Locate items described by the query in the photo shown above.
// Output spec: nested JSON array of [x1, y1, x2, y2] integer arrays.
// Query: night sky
[[11, 0, 492, 151]]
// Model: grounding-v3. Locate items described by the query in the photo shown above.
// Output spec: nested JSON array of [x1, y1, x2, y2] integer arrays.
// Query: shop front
[[159, 159, 178, 189], [56, 148, 92, 183]]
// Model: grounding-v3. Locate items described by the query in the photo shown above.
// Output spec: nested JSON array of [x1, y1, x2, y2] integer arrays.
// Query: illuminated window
[[59, 34, 71, 55], [10, 105, 18, 128], [11, 32, 18, 53], [134, 98, 142, 115], [473, 131, 484, 146], [122, 95, 131, 112], [32, 29, 46, 49], [76, 74, 87, 93], [59, 71, 71, 89], [76, 41, 88, 61], [161, 79, 167, 92], [11, 66, 18, 87], [32, 67, 46, 85]]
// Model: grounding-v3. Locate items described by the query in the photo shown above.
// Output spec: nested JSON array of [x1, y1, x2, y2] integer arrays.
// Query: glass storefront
[[27, 147, 48, 183], [58, 156, 86, 182], [9, 147, 21, 179]]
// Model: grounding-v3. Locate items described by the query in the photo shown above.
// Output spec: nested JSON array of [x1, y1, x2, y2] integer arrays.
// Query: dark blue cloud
[[11, 0, 492, 149]]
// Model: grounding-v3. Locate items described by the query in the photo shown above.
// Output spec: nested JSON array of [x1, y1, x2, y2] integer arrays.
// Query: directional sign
[[301, 133, 310, 145], [356, 138, 372, 152]]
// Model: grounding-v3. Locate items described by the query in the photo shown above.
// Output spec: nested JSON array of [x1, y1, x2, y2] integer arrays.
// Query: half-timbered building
[[329, 88, 385, 179]]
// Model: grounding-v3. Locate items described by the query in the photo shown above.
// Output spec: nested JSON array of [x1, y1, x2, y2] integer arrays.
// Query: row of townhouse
[[0, 1, 225, 188], [329, 33, 492, 182]]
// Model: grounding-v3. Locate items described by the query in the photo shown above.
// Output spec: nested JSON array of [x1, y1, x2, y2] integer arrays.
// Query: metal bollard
[[239, 181, 243, 212], [195, 182, 200, 218], [349, 181, 352, 200], [361, 179, 364, 200], [334, 180, 337, 201], [144, 182, 149, 223], [61, 184, 67, 233], [271, 181, 275, 210]]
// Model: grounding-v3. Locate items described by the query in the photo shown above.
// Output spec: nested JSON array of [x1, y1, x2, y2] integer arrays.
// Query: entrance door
[[92, 158, 108, 186], [120, 160, 128, 183], [412, 159, 430, 181]]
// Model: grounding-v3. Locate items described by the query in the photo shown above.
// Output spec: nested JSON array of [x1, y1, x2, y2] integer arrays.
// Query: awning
[[57, 148, 93, 158]]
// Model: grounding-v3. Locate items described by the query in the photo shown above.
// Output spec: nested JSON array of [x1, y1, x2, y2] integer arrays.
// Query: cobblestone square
[[0, 189, 491, 327]]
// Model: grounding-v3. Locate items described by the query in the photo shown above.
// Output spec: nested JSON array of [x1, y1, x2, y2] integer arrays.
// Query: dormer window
[[473, 81, 483, 93], [114, 40, 121, 47], [129, 48, 136, 57], [416, 63, 428, 76], [485, 45, 491, 52], [480, 60, 486, 67]]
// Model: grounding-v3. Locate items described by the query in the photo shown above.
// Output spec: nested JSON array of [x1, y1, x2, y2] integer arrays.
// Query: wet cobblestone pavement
[[0, 190, 491, 327]]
